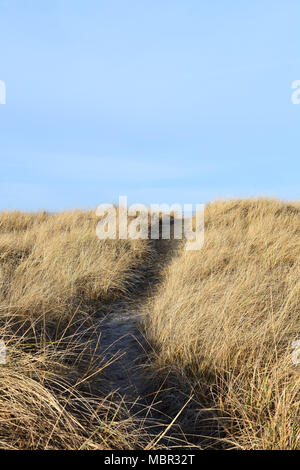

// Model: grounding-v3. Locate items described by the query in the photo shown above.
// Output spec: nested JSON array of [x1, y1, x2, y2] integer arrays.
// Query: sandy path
[[84, 241, 196, 447], [90, 299, 174, 447], [97, 303, 149, 400]]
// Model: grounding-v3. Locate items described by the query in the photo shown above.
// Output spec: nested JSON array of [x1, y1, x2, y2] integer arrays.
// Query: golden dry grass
[[0, 210, 154, 324], [146, 198, 300, 449], [0, 333, 148, 450], [2, 200, 299, 449], [0, 209, 155, 449]]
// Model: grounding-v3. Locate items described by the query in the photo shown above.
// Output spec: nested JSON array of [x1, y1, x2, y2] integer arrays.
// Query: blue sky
[[0, 0, 299, 211]]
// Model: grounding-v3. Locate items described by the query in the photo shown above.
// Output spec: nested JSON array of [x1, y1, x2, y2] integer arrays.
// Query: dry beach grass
[[0, 199, 299, 449], [146, 199, 300, 449], [0, 210, 156, 449]]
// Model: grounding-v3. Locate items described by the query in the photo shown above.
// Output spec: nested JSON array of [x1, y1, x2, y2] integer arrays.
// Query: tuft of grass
[[0, 322, 154, 449], [0, 209, 157, 449], [146, 198, 300, 449], [0, 210, 154, 325]]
